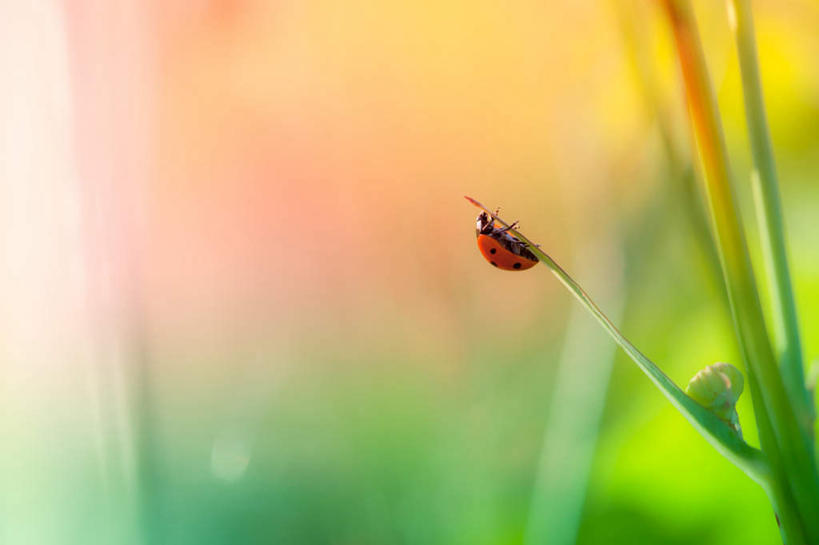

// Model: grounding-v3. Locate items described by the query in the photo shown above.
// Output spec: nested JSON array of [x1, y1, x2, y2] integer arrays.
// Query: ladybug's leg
[[495, 221, 519, 234]]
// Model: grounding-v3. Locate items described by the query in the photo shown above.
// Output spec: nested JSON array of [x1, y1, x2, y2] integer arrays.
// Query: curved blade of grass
[[728, 0, 812, 439], [464, 196, 768, 483], [524, 231, 624, 545]]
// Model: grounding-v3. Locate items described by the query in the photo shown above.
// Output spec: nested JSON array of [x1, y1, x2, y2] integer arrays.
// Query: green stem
[[747, 365, 809, 544], [614, 1, 722, 284], [659, 1, 819, 542], [728, 0, 813, 440], [465, 196, 769, 484]]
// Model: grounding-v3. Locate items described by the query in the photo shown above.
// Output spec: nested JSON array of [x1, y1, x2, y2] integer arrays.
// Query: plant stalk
[[659, 1, 819, 542], [727, 0, 813, 440]]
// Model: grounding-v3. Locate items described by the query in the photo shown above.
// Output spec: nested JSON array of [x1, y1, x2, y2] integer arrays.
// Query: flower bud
[[685, 362, 744, 437]]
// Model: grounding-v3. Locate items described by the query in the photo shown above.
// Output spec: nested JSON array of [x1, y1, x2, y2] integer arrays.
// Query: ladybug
[[475, 211, 538, 271]]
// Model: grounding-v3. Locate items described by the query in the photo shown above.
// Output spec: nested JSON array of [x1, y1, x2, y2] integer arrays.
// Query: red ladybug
[[475, 211, 538, 271]]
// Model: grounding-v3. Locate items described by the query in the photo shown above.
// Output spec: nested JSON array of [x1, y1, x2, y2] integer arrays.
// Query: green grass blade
[[658, 1, 819, 541], [524, 237, 624, 545], [728, 0, 812, 438], [465, 196, 769, 483]]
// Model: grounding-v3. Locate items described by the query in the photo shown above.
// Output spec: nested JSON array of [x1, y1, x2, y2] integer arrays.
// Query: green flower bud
[[685, 362, 744, 437]]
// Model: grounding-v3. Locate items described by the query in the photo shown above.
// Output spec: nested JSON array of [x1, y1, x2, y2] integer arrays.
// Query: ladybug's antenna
[[463, 195, 484, 209]]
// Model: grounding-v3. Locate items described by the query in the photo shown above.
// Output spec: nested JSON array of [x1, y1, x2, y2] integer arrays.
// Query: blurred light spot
[[210, 434, 251, 482]]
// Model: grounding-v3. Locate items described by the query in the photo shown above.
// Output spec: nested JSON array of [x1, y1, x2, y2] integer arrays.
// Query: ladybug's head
[[476, 212, 495, 236]]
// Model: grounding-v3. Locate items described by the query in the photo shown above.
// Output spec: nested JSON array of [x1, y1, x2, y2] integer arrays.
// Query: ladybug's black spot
[[490, 261, 498, 267], [513, 262, 522, 269], [489, 248, 497, 254]]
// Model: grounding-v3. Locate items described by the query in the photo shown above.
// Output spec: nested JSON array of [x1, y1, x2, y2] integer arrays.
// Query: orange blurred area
[[138, 1, 660, 343]]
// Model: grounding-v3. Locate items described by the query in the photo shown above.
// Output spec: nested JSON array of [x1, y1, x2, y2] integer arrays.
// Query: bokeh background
[[2, 0, 819, 543]]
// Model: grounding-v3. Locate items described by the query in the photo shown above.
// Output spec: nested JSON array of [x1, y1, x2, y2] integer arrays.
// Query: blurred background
[[2, 0, 819, 543]]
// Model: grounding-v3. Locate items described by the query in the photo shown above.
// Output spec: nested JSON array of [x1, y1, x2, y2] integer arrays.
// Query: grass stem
[[727, 0, 813, 440], [658, 1, 819, 541]]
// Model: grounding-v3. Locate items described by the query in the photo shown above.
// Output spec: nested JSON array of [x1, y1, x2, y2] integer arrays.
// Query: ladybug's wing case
[[477, 235, 537, 271], [496, 232, 538, 262]]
